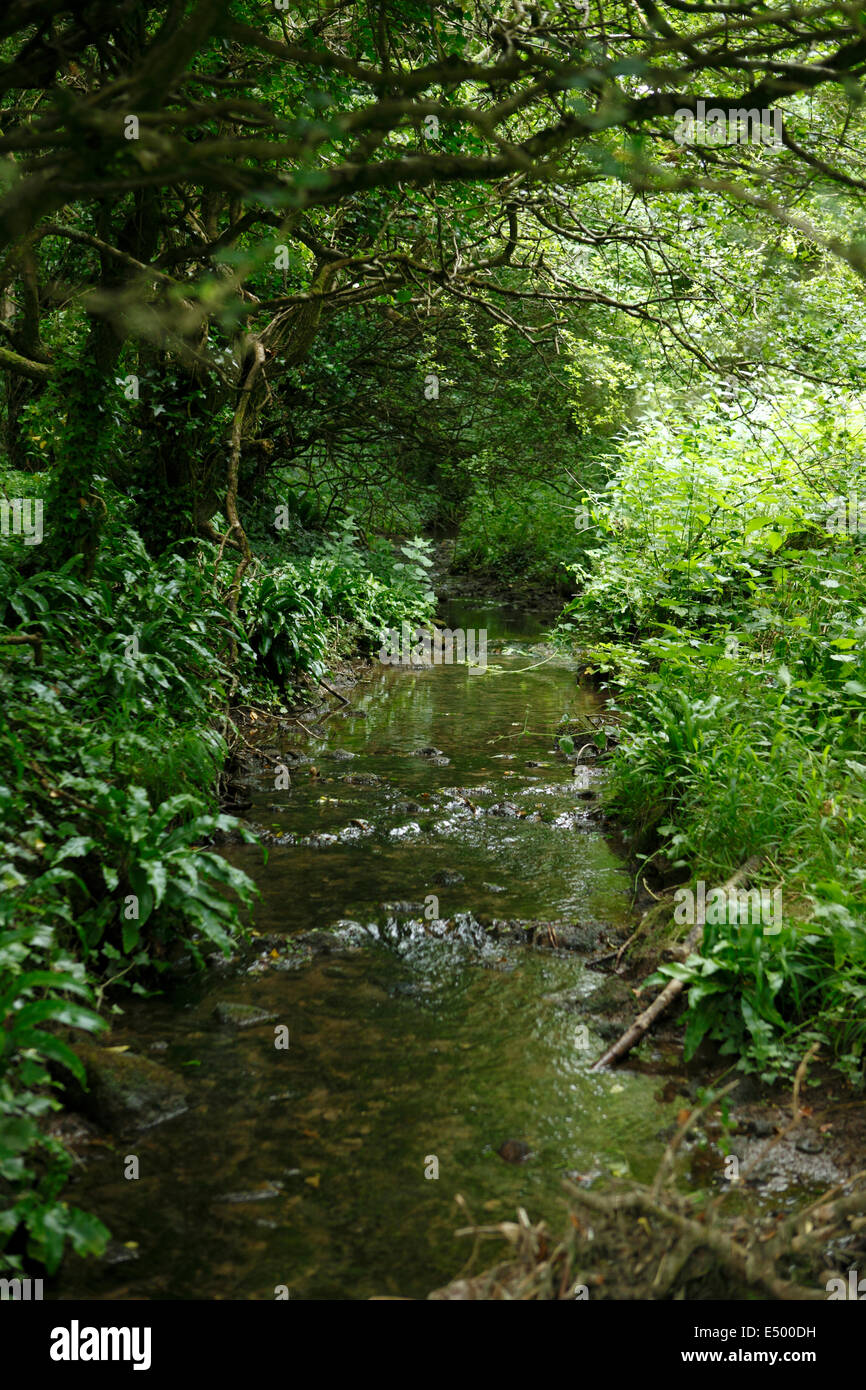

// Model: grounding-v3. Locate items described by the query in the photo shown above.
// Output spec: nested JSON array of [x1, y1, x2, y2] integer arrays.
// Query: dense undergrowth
[[556, 393, 866, 1084], [0, 474, 433, 1276]]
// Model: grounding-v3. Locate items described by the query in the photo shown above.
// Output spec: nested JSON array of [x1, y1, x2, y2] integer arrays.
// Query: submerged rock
[[432, 869, 465, 886], [62, 1043, 189, 1132], [338, 819, 374, 840], [581, 975, 635, 1015], [213, 1002, 278, 1028], [497, 1139, 532, 1164], [215, 1182, 284, 1204], [543, 988, 585, 1009]]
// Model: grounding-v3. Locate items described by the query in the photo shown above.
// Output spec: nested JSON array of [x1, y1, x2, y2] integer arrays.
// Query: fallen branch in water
[[317, 676, 349, 704], [591, 856, 763, 1070]]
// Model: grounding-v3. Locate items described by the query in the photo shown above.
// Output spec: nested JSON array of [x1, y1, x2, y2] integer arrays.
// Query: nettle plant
[[561, 392, 866, 1079]]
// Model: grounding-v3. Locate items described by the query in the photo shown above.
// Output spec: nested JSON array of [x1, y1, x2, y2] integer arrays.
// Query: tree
[[2, 0, 866, 585]]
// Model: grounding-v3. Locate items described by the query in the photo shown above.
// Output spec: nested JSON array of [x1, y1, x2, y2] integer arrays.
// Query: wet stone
[[795, 1134, 824, 1154], [60, 1043, 189, 1132], [580, 975, 636, 1014], [543, 988, 585, 1010], [101, 1240, 142, 1266], [213, 1002, 278, 1029], [497, 1139, 532, 1164], [750, 1117, 777, 1138], [215, 1182, 284, 1204]]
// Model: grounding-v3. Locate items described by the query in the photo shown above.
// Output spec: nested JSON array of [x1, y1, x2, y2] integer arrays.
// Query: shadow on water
[[55, 601, 681, 1300]]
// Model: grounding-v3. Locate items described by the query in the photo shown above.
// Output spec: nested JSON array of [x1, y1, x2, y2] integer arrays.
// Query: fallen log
[[591, 855, 763, 1070]]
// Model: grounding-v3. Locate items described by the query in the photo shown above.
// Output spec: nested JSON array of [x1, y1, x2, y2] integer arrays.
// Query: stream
[[55, 600, 684, 1301]]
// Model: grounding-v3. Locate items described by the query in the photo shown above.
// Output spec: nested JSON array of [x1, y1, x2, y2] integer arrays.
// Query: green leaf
[[122, 920, 140, 953], [14, 1030, 87, 1083]]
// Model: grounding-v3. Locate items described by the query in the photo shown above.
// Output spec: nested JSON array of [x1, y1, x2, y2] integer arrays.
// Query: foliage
[[3, 0, 866, 1284], [0, 461, 436, 1274], [560, 400, 866, 1082], [242, 522, 434, 685]]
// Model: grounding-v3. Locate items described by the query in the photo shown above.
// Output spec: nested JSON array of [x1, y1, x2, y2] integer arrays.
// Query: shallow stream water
[[56, 601, 683, 1300]]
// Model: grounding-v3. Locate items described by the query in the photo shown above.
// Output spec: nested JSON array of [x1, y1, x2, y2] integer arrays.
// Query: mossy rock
[[62, 1043, 189, 1132]]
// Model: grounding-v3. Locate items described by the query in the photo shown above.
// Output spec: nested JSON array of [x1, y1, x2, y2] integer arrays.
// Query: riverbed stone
[[497, 1139, 532, 1163], [213, 1002, 278, 1028], [432, 869, 465, 886], [491, 919, 606, 951], [62, 1043, 189, 1131]]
